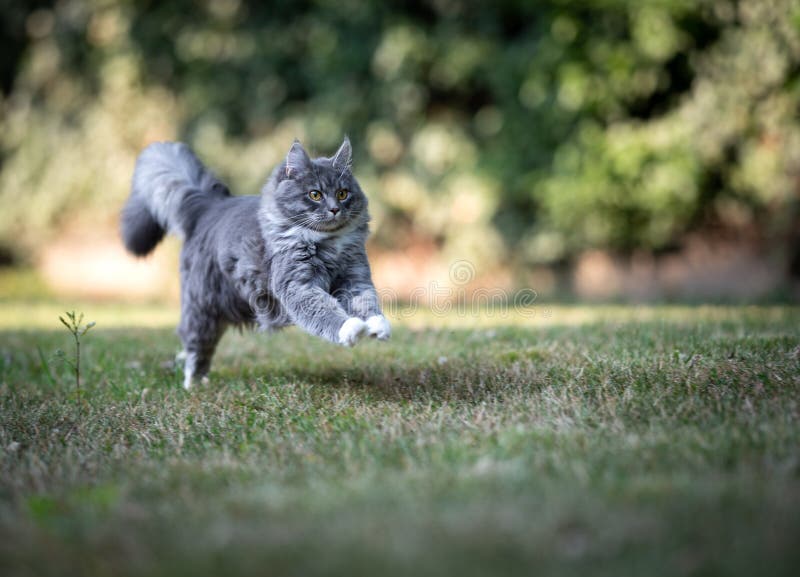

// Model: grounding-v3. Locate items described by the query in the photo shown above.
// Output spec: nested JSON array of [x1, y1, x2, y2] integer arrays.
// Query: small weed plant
[[57, 311, 95, 418]]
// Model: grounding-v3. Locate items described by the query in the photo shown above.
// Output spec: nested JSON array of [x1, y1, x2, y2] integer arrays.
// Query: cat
[[121, 137, 390, 389]]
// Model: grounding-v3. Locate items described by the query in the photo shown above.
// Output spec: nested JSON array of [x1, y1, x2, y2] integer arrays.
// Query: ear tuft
[[331, 136, 353, 174], [286, 139, 312, 177]]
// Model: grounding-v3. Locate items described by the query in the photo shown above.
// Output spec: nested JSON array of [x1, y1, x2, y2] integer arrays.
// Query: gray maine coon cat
[[121, 137, 390, 389]]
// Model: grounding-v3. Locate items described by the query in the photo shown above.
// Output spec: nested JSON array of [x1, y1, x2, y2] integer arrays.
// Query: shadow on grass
[[211, 325, 557, 404], [253, 361, 513, 403]]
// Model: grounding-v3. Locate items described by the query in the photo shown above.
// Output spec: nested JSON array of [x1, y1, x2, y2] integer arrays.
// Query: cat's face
[[269, 138, 368, 233]]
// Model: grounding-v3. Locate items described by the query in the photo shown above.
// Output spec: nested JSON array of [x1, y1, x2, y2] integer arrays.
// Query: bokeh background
[[1, 0, 799, 303]]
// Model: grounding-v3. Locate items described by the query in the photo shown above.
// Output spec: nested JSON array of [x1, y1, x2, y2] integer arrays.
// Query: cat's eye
[[337, 189, 349, 201], [308, 190, 322, 201]]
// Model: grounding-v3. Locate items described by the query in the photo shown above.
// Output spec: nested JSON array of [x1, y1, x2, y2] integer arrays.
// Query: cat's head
[[264, 137, 369, 234]]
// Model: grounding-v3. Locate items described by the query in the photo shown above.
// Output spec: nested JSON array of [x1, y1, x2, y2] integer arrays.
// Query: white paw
[[366, 314, 391, 341], [183, 371, 209, 391], [338, 317, 368, 347]]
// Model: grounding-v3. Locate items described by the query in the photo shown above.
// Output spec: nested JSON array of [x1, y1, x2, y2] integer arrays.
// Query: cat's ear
[[331, 136, 353, 174], [286, 140, 312, 178]]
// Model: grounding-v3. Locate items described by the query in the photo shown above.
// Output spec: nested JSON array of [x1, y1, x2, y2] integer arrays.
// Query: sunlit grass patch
[[0, 296, 793, 331], [0, 301, 179, 330]]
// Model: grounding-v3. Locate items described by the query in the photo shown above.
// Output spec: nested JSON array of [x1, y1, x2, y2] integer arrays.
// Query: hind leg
[[178, 307, 225, 390], [181, 349, 211, 390]]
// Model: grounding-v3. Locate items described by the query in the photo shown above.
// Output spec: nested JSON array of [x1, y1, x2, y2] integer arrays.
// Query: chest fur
[[302, 235, 353, 280]]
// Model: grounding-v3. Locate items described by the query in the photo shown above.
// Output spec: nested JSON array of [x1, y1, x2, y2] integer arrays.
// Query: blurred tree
[[0, 0, 54, 95], [0, 0, 798, 279]]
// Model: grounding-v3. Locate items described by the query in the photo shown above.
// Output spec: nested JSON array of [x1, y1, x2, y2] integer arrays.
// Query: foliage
[[0, 0, 798, 272], [1, 304, 799, 574]]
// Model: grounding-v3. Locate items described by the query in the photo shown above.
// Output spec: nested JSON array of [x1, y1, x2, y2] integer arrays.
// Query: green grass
[[1, 303, 799, 576]]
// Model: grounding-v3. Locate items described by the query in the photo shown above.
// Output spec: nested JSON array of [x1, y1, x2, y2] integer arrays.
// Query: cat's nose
[[329, 207, 340, 215]]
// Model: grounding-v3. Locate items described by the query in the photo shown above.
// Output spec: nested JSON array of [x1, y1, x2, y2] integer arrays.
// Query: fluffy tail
[[121, 142, 230, 256]]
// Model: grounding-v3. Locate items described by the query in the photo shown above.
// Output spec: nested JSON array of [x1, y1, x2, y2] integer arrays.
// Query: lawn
[[1, 302, 798, 576]]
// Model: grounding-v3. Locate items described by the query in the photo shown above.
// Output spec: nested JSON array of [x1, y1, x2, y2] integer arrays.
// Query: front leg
[[333, 252, 391, 341], [349, 288, 390, 341], [272, 260, 368, 346]]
